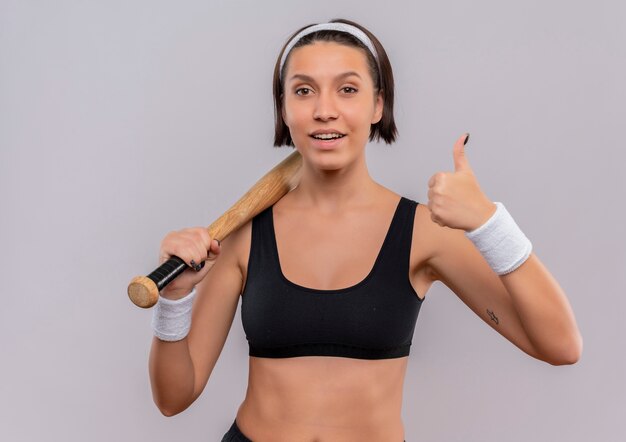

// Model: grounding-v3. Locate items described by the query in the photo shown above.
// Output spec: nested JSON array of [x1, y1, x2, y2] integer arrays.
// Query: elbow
[[546, 351, 580, 366], [150, 378, 196, 417], [153, 396, 191, 417], [544, 333, 584, 366], [160, 409, 180, 418], [157, 404, 178, 417], [156, 402, 186, 417]]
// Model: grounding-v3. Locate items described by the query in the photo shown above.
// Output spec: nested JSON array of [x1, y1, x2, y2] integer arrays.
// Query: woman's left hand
[[427, 133, 497, 232]]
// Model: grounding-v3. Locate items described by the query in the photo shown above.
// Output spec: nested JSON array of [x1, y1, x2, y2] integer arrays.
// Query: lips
[[309, 129, 346, 138], [309, 134, 345, 150], [310, 134, 345, 141]]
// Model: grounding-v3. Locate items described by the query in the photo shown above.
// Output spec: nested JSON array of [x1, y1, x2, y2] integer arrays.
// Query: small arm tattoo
[[487, 309, 499, 325]]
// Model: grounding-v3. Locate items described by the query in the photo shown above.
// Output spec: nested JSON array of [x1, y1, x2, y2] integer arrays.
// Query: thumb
[[207, 238, 222, 261], [453, 133, 471, 172]]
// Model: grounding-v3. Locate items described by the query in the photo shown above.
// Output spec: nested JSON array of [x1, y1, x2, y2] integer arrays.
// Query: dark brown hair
[[273, 18, 398, 147]]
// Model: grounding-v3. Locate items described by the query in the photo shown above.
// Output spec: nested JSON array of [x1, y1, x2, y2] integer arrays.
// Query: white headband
[[279, 22, 380, 81]]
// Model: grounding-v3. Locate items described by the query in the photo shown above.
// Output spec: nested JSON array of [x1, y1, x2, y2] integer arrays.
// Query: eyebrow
[[288, 71, 362, 83]]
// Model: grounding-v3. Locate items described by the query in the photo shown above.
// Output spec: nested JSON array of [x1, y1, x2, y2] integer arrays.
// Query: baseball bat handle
[[127, 224, 219, 309], [127, 256, 188, 309], [127, 150, 303, 309], [148, 255, 189, 290]]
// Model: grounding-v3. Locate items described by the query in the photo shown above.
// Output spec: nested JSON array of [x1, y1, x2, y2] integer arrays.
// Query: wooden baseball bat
[[128, 150, 303, 308]]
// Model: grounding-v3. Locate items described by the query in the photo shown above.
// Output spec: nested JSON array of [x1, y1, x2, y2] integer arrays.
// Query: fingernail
[[194, 261, 205, 271], [190, 259, 196, 268], [464, 133, 470, 145]]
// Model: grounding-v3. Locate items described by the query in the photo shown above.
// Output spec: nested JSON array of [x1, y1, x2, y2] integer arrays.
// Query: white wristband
[[151, 287, 197, 342], [464, 202, 533, 275]]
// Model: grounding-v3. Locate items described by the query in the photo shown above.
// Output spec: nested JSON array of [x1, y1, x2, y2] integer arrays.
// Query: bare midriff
[[235, 355, 408, 442]]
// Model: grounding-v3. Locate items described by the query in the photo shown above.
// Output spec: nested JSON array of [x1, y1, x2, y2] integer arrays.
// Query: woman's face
[[281, 41, 383, 169]]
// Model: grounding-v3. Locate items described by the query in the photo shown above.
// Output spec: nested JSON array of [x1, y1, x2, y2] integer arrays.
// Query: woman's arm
[[422, 134, 582, 365], [149, 225, 246, 416], [498, 252, 582, 363], [425, 214, 582, 365]]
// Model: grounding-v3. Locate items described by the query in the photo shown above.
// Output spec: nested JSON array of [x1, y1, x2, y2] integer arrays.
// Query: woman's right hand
[[157, 227, 222, 300]]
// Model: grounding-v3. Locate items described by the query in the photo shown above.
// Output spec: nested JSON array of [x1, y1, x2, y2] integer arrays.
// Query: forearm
[[149, 336, 195, 416], [500, 253, 583, 365]]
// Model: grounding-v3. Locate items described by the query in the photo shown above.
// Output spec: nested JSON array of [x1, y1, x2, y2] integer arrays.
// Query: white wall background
[[1, 0, 624, 440]]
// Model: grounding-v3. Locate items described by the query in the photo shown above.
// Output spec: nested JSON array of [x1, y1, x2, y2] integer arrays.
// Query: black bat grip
[[128, 256, 202, 308], [147, 256, 188, 291]]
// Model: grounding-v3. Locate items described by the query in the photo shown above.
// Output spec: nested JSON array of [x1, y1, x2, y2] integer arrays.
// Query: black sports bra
[[240, 196, 425, 360]]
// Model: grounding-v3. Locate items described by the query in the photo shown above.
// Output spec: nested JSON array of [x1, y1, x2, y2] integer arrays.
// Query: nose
[[313, 90, 338, 121]]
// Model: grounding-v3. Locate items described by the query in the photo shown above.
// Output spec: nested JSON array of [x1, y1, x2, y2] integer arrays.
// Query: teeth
[[313, 133, 344, 140]]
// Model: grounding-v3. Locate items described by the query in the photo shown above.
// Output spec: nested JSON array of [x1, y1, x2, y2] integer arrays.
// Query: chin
[[303, 153, 355, 172]]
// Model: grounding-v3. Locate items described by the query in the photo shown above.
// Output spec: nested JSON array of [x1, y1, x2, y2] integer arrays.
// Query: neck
[[289, 152, 380, 213]]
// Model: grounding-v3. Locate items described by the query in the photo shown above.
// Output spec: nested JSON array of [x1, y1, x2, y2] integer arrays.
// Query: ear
[[371, 90, 384, 125], [280, 94, 288, 125]]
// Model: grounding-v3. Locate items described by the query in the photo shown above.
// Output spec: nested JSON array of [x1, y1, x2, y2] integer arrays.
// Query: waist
[[236, 356, 407, 439]]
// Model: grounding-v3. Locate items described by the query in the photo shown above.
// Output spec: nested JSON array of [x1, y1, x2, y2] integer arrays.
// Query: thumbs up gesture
[[427, 133, 497, 231]]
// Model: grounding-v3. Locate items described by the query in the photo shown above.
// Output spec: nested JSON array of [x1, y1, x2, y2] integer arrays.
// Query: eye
[[342, 86, 358, 94], [295, 87, 312, 96]]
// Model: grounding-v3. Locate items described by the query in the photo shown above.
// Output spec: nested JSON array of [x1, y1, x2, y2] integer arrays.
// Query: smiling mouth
[[310, 134, 346, 140]]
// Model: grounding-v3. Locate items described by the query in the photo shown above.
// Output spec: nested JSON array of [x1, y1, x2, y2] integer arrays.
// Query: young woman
[[148, 18, 582, 442]]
